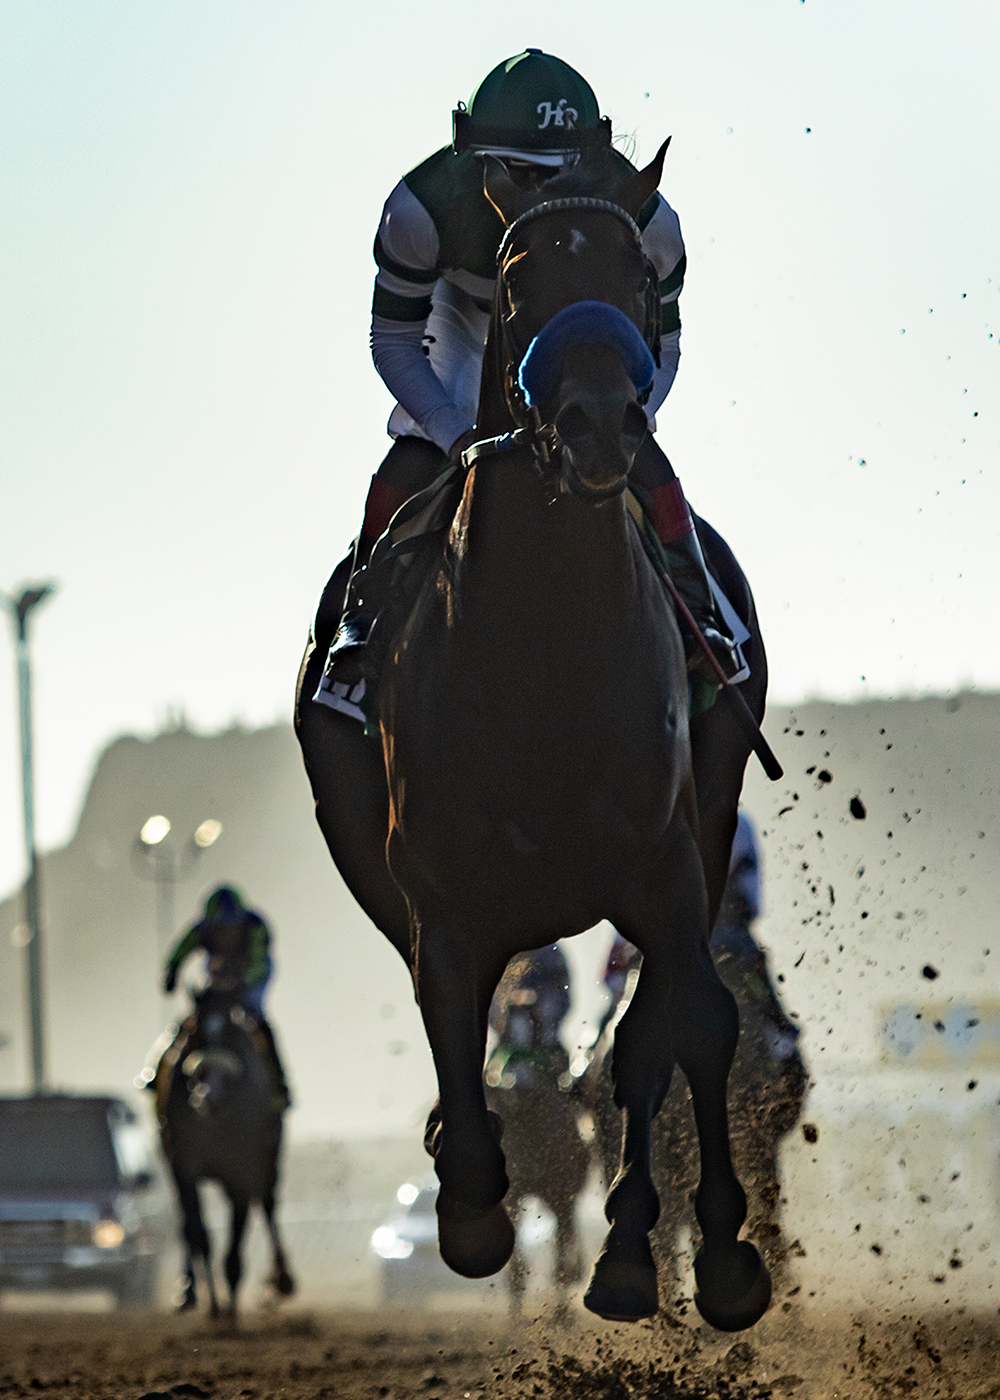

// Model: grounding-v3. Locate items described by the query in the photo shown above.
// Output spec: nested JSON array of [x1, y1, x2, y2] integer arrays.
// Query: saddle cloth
[[144, 1011, 273, 1126]]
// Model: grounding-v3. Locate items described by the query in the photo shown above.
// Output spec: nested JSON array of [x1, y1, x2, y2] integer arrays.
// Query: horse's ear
[[619, 138, 671, 219], [482, 155, 535, 227]]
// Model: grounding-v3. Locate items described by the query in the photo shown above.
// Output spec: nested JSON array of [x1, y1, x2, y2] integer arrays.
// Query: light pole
[[2, 581, 57, 1094], [131, 816, 222, 1009]]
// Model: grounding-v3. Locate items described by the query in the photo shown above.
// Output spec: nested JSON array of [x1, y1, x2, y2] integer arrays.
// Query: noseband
[[464, 197, 661, 475]]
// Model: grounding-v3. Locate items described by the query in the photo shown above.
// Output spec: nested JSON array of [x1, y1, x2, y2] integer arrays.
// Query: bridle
[[463, 197, 661, 474]]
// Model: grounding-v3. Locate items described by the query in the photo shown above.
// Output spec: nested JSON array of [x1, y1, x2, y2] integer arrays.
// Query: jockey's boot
[[330, 473, 413, 660], [649, 477, 742, 684], [330, 439, 450, 662]]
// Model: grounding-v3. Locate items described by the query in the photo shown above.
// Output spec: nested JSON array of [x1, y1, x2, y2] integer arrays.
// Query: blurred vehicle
[[0, 1094, 169, 1308], [371, 1175, 464, 1304], [371, 1173, 556, 1306]]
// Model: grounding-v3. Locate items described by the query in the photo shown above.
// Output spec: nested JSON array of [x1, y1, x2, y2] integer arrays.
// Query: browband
[[497, 197, 642, 265]]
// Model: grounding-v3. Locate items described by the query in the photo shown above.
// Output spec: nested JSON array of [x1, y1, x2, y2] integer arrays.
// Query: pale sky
[[2, 0, 997, 898]]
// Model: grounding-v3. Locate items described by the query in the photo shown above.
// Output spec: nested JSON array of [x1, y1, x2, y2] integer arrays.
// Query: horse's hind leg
[[415, 922, 514, 1279]]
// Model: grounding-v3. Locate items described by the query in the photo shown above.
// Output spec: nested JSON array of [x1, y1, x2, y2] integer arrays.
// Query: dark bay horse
[[296, 145, 772, 1329], [157, 987, 294, 1317]]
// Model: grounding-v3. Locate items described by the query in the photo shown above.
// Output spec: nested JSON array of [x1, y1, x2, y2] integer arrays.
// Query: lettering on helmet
[[537, 99, 578, 131]]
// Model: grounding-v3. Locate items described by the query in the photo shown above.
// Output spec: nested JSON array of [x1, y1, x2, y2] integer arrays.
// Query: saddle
[[314, 465, 465, 731], [313, 465, 751, 728]]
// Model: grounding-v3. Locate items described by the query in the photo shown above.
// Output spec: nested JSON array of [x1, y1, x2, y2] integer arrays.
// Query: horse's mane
[[531, 149, 631, 205]]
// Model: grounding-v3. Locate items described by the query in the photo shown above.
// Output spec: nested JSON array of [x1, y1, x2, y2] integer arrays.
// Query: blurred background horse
[[484, 944, 591, 1318], [154, 984, 295, 1318]]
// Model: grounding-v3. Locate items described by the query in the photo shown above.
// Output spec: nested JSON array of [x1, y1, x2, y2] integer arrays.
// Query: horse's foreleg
[[586, 818, 767, 1328], [583, 972, 667, 1321], [174, 1176, 218, 1317], [415, 922, 514, 1278], [261, 1179, 296, 1298], [223, 1195, 249, 1318], [670, 941, 772, 1331], [177, 1242, 197, 1312]]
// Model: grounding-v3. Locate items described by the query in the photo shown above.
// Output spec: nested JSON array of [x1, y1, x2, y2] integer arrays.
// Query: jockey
[[164, 885, 272, 1014], [162, 885, 291, 1110], [329, 48, 738, 690], [486, 942, 573, 1091]]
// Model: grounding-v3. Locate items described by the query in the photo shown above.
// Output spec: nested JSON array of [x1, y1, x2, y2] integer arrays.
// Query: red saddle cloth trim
[[649, 478, 694, 543]]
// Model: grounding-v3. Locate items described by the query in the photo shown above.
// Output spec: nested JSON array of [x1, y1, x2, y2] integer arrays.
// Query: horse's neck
[[458, 333, 642, 641], [458, 459, 637, 628]]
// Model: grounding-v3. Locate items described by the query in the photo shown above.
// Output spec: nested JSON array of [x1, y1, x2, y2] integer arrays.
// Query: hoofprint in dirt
[[1, 1308, 999, 1399]]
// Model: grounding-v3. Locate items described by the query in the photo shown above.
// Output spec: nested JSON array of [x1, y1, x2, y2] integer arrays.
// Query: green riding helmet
[[453, 48, 611, 165], [203, 885, 246, 924]]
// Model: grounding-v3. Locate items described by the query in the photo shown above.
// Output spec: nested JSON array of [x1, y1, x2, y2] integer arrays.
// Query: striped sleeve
[[372, 180, 441, 323], [640, 195, 685, 337], [165, 923, 200, 977]]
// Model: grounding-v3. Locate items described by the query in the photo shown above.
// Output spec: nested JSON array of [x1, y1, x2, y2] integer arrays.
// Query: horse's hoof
[[272, 1268, 296, 1297], [437, 1194, 514, 1278], [694, 1241, 772, 1332], [174, 1295, 197, 1313], [583, 1255, 659, 1322]]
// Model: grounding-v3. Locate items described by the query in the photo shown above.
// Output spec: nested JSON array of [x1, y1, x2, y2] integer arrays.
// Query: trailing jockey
[[161, 885, 291, 1113], [485, 942, 574, 1093], [316, 48, 739, 721]]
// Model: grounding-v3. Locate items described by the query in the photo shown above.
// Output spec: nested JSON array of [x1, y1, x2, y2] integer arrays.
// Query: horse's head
[[484, 143, 669, 501], [181, 1044, 244, 1117]]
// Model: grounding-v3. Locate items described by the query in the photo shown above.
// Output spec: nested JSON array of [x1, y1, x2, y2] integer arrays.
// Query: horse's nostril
[[555, 405, 594, 444], [622, 403, 649, 451]]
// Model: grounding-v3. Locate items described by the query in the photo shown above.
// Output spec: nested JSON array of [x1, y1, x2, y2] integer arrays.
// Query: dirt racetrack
[[2, 1305, 999, 1399]]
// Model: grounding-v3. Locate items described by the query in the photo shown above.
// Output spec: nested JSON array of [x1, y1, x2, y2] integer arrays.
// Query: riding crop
[[655, 568, 783, 782]]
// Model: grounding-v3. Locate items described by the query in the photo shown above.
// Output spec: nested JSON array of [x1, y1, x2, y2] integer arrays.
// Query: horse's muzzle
[[555, 398, 649, 502]]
